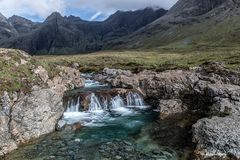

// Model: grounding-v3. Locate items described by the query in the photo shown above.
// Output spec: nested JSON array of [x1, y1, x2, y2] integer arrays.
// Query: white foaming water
[[84, 79, 109, 88], [110, 95, 125, 109], [64, 111, 109, 126], [127, 92, 144, 106], [63, 80, 150, 126], [88, 93, 103, 112], [66, 96, 80, 112]]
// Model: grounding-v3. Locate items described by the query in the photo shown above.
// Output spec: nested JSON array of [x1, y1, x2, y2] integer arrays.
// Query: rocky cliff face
[[0, 8, 167, 54], [0, 13, 18, 41], [166, 0, 226, 17], [0, 49, 85, 156], [8, 15, 40, 34], [94, 62, 240, 159]]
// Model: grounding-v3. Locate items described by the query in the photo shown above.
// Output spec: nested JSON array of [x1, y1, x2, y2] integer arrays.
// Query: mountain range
[[0, 0, 240, 54], [118, 0, 240, 49], [0, 8, 167, 54]]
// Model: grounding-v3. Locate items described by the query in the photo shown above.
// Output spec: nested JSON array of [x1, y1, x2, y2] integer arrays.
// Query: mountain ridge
[[1, 0, 240, 54], [109, 0, 240, 49], [0, 8, 167, 54]]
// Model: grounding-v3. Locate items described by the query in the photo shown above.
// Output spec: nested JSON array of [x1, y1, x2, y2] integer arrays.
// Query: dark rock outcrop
[[0, 49, 85, 156], [95, 62, 240, 159], [193, 116, 240, 160]]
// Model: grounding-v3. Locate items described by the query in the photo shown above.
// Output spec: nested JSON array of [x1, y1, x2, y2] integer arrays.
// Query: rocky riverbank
[[94, 62, 240, 159], [0, 49, 85, 156], [1, 48, 240, 160]]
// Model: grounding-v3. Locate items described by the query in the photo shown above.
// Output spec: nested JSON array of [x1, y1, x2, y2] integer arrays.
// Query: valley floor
[[36, 47, 240, 73]]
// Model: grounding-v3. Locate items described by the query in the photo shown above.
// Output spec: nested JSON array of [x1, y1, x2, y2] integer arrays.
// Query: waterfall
[[102, 98, 109, 110], [88, 93, 103, 111], [65, 91, 146, 113], [110, 95, 125, 109], [127, 92, 144, 106], [66, 96, 80, 112]]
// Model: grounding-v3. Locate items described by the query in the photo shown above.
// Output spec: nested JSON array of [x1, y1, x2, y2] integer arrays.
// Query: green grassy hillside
[[123, 7, 240, 50]]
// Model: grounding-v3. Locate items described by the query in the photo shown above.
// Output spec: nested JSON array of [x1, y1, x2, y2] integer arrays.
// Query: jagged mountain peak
[[114, 0, 240, 50], [45, 12, 64, 22], [8, 15, 35, 25], [0, 7, 167, 54], [167, 0, 226, 17], [167, 0, 240, 18], [0, 12, 8, 23]]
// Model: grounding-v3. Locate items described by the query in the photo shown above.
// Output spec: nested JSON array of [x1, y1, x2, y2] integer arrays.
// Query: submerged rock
[[99, 140, 174, 160]]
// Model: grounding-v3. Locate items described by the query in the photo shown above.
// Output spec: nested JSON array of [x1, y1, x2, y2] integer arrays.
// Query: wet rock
[[99, 140, 173, 160], [72, 122, 82, 131], [123, 140, 132, 146], [56, 120, 67, 131], [152, 149, 163, 155], [62, 122, 82, 132], [74, 139, 81, 142], [193, 116, 240, 160], [115, 155, 122, 159]]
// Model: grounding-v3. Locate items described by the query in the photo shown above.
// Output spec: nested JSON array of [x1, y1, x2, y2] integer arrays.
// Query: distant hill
[[0, 8, 167, 54], [110, 0, 240, 49]]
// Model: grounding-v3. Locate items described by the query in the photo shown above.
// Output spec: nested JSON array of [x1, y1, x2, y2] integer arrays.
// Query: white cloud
[[90, 11, 102, 21], [0, 0, 178, 20], [71, 0, 178, 13], [0, 0, 66, 19]]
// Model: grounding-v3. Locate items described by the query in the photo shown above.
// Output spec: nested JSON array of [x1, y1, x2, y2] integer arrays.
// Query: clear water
[[4, 79, 180, 160], [4, 109, 179, 160]]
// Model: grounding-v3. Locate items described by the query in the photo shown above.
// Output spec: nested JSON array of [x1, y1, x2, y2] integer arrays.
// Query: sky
[[0, 0, 178, 22]]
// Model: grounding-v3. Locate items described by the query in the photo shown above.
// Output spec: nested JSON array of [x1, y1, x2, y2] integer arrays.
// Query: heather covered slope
[[108, 0, 240, 49]]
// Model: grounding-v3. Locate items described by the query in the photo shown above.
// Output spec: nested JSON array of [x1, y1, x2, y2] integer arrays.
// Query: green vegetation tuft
[[0, 49, 38, 94]]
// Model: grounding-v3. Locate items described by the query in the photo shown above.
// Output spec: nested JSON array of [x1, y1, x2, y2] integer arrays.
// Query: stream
[[4, 77, 180, 160]]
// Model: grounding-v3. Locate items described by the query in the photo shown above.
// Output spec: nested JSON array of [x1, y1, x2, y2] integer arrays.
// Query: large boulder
[[193, 116, 240, 160], [0, 89, 64, 156], [0, 92, 17, 156], [194, 82, 240, 116], [10, 89, 64, 143], [141, 70, 199, 99]]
